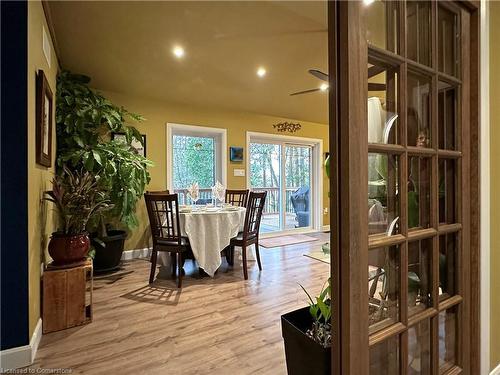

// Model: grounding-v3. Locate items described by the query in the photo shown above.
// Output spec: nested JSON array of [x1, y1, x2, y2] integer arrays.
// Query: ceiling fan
[[290, 67, 387, 96]]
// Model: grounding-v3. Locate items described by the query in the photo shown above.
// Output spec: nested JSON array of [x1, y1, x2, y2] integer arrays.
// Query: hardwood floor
[[31, 232, 330, 375]]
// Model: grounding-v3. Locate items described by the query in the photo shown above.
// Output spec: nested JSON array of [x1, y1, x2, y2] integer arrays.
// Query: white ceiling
[[48, 1, 329, 124]]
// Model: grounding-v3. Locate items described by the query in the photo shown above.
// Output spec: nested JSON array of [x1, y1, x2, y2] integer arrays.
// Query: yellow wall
[[490, 2, 500, 370], [27, 0, 58, 337], [99, 90, 330, 251]]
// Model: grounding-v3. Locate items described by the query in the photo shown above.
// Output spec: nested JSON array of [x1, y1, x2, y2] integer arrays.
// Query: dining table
[[157, 205, 254, 276]]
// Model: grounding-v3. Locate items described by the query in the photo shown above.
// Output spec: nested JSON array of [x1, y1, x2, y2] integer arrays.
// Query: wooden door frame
[[327, 1, 480, 374]]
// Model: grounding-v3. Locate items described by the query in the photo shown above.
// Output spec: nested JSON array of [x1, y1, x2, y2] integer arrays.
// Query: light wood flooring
[[31, 232, 330, 375]]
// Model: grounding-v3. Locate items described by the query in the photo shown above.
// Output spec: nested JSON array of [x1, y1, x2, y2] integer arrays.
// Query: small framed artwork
[[229, 146, 244, 162], [112, 133, 147, 157], [36, 70, 53, 167]]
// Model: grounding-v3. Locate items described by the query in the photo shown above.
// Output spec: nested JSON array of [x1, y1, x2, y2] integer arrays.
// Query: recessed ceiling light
[[172, 46, 185, 58], [257, 67, 267, 77], [320, 83, 329, 91], [363, 0, 376, 6]]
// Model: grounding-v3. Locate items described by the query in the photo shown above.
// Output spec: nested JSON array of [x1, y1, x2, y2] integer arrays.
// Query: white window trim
[[246, 131, 324, 235], [166, 123, 227, 192]]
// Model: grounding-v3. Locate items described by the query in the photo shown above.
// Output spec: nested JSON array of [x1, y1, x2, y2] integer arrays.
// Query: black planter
[[92, 230, 127, 272], [281, 307, 331, 375]]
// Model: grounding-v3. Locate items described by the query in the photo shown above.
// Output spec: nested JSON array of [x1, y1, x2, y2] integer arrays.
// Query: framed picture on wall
[[36, 70, 53, 167], [229, 146, 244, 162], [111, 132, 147, 157]]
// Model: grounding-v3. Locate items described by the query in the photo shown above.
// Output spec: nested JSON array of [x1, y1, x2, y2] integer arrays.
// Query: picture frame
[[111, 132, 147, 157], [36, 70, 53, 167], [229, 146, 244, 162]]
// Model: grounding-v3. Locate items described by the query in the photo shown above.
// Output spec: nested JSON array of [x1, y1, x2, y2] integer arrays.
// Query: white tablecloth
[[158, 207, 248, 276]]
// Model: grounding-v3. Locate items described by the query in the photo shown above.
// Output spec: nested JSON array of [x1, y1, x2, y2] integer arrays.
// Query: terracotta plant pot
[[48, 232, 90, 265]]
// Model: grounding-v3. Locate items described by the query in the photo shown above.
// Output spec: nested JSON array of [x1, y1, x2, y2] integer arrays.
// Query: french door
[[329, 1, 479, 374], [248, 139, 313, 234]]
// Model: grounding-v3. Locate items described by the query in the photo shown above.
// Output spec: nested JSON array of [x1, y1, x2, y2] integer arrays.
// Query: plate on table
[[223, 206, 240, 211]]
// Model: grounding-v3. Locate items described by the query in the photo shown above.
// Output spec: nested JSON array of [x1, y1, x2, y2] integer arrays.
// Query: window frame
[[166, 123, 227, 194]]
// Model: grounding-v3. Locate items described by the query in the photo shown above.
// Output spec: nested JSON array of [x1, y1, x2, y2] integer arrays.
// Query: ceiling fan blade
[[290, 88, 322, 96], [308, 69, 329, 82], [368, 65, 386, 78], [368, 82, 387, 91]]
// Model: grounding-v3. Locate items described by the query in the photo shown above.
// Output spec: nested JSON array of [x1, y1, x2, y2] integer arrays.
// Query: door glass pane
[[370, 335, 400, 374], [172, 134, 215, 204], [439, 306, 458, 372], [249, 143, 281, 233], [285, 145, 312, 229], [369, 245, 400, 333], [407, 72, 432, 148], [408, 239, 432, 315], [438, 6, 459, 77], [368, 153, 399, 236], [406, 0, 432, 66], [439, 233, 458, 301], [408, 156, 432, 230], [368, 63, 399, 144], [438, 81, 458, 150], [365, 0, 399, 53], [439, 158, 457, 224], [408, 319, 431, 374]]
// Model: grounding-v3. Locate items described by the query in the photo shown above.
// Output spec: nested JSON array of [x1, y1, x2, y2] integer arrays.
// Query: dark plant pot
[[281, 307, 331, 375], [48, 232, 90, 265], [92, 230, 127, 272]]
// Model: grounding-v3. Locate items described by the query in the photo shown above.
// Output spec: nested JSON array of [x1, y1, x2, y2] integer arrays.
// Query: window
[[167, 124, 226, 204]]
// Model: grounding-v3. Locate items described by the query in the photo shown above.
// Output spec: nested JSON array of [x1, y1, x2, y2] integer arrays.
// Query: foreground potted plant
[[44, 167, 111, 265], [56, 71, 153, 271], [281, 279, 332, 375]]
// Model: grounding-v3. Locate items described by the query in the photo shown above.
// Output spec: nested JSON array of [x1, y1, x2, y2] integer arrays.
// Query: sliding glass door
[[285, 145, 312, 230], [249, 140, 313, 234]]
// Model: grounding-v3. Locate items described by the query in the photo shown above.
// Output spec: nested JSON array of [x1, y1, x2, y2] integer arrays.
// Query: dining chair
[[144, 192, 191, 287], [227, 191, 267, 280], [146, 190, 170, 194], [225, 189, 249, 207]]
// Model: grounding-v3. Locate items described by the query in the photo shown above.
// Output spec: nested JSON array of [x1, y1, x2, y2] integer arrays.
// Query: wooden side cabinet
[[42, 259, 93, 334]]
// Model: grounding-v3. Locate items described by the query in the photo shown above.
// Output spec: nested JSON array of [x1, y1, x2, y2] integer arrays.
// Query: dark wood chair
[[144, 192, 191, 287], [146, 190, 170, 194], [227, 191, 267, 279], [225, 189, 249, 207]]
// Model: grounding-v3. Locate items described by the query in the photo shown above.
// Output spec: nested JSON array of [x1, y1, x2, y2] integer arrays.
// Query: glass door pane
[[362, 1, 468, 373], [249, 142, 282, 233], [284, 145, 312, 229]]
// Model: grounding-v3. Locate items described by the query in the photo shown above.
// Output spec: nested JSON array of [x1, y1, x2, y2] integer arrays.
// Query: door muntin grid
[[364, 1, 466, 374]]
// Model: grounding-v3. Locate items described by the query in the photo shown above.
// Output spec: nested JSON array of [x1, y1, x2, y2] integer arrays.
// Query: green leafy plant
[[299, 278, 332, 348], [44, 166, 112, 235], [55, 71, 153, 235]]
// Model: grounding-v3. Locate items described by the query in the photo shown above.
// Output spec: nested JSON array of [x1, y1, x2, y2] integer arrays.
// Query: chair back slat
[[225, 189, 249, 207], [242, 191, 267, 239], [145, 192, 181, 245]]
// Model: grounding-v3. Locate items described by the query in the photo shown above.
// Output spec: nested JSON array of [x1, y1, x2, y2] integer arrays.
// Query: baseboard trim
[[0, 318, 42, 370], [322, 225, 330, 232], [491, 362, 500, 375], [121, 247, 151, 260], [30, 319, 42, 362]]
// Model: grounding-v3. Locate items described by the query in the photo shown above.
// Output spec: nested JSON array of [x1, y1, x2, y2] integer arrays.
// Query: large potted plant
[[281, 279, 332, 375], [56, 71, 153, 271], [44, 167, 112, 265]]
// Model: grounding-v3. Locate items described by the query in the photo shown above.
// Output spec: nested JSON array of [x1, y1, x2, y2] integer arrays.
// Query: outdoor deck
[[260, 213, 299, 233]]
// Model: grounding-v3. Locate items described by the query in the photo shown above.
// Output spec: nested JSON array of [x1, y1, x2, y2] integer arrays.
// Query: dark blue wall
[[1, 0, 29, 350]]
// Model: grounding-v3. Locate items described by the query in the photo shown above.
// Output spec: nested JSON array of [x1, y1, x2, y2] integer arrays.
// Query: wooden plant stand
[[42, 259, 93, 334]]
